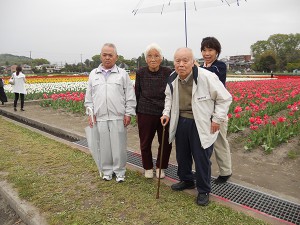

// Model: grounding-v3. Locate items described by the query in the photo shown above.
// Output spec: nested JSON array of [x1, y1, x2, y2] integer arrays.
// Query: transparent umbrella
[[133, 0, 247, 47]]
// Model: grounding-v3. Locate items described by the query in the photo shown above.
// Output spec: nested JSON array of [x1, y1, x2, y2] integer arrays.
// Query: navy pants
[[14, 93, 25, 109], [175, 117, 213, 194]]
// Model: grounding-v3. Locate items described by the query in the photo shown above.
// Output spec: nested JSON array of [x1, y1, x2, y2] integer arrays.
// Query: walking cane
[[156, 119, 166, 199]]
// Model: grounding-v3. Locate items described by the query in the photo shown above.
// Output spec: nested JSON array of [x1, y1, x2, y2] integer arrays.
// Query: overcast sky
[[0, 0, 299, 65]]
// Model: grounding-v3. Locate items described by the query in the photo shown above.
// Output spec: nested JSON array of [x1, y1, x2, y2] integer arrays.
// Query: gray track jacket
[[84, 65, 136, 121]]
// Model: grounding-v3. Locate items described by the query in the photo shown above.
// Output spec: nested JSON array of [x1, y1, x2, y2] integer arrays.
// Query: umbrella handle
[[86, 107, 95, 123]]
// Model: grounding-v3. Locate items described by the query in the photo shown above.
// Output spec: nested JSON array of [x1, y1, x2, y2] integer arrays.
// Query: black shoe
[[171, 181, 195, 191], [14, 107, 17, 111], [1, 102, 4, 105], [196, 193, 209, 206], [21, 108, 25, 111], [214, 174, 232, 184]]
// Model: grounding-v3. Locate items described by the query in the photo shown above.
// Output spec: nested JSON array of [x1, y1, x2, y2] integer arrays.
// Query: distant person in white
[[11, 65, 27, 111]]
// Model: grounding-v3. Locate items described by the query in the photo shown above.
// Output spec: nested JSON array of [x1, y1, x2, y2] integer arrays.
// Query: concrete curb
[[0, 107, 84, 142], [0, 181, 48, 225]]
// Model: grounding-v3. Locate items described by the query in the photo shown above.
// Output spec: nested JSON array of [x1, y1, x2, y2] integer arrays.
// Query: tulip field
[[226, 78, 300, 152], [2, 75, 300, 153]]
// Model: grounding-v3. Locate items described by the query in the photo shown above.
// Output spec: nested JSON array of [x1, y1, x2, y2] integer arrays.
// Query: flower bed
[[2, 75, 88, 84], [3, 75, 299, 152], [41, 92, 85, 114], [227, 78, 300, 152]]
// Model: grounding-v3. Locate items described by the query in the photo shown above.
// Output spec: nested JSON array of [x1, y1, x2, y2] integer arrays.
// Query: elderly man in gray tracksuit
[[161, 48, 232, 206], [85, 43, 136, 183]]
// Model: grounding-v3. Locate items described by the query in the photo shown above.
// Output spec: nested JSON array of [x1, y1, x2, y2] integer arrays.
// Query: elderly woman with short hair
[[135, 43, 173, 179]]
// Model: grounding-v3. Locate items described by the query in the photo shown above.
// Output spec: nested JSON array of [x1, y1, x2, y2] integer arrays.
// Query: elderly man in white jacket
[[85, 43, 136, 183], [161, 48, 232, 206]]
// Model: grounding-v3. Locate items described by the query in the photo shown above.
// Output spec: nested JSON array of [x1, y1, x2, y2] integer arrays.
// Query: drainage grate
[[74, 139, 300, 225]]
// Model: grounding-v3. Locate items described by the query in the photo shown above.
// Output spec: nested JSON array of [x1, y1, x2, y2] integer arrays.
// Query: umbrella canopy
[[133, 0, 246, 47]]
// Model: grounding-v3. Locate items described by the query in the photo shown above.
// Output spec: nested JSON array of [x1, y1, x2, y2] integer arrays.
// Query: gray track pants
[[97, 120, 127, 177]]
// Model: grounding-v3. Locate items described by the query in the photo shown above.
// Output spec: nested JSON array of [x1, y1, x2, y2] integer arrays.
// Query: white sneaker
[[156, 168, 165, 179], [102, 175, 112, 181], [116, 176, 125, 183], [144, 169, 153, 178]]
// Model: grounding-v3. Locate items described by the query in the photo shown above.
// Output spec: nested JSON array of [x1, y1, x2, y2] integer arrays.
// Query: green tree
[[252, 51, 277, 72], [116, 55, 125, 65], [84, 59, 90, 67], [31, 58, 50, 66], [286, 62, 300, 72], [83, 59, 93, 72], [91, 55, 101, 68], [251, 40, 270, 58], [63, 63, 81, 73], [162, 58, 174, 67], [259, 54, 277, 73], [285, 33, 300, 63], [137, 53, 147, 69], [42, 67, 47, 73], [125, 59, 136, 69], [251, 33, 300, 72]]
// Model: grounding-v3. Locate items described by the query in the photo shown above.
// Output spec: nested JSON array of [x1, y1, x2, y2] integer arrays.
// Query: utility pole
[[80, 53, 83, 73], [29, 51, 32, 74]]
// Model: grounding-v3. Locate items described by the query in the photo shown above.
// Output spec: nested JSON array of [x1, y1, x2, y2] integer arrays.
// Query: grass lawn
[[0, 117, 268, 225]]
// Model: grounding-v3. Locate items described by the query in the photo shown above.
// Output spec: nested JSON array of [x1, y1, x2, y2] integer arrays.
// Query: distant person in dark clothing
[[200, 37, 232, 184], [135, 43, 172, 179], [0, 77, 8, 105]]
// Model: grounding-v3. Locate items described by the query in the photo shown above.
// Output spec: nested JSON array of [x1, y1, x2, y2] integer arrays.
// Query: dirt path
[[1, 102, 300, 205]]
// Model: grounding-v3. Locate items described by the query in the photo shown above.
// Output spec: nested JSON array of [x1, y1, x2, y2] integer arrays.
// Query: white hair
[[144, 43, 163, 59], [174, 47, 195, 60]]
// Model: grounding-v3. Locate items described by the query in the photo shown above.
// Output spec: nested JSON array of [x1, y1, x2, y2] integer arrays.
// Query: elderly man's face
[[174, 48, 194, 79], [146, 49, 162, 72], [100, 46, 118, 69]]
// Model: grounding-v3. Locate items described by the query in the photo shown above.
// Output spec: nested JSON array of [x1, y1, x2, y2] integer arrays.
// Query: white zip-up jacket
[[12, 72, 27, 94], [163, 66, 232, 149], [84, 65, 136, 121]]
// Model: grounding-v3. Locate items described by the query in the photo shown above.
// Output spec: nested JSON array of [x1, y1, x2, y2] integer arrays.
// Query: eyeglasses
[[147, 55, 161, 60]]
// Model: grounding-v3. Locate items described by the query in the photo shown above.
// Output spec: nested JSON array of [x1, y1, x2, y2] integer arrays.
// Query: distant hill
[[0, 54, 33, 66]]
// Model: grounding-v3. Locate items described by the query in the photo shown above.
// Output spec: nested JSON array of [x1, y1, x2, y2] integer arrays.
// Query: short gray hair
[[174, 47, 195, 60], [145, 43, 163, 59], [102, 43, 118, 55]]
